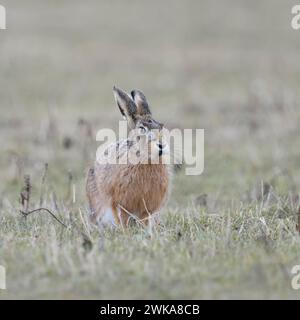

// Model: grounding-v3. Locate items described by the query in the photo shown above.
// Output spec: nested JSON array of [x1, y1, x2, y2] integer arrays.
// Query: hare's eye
[[138, 126, 146, 134]]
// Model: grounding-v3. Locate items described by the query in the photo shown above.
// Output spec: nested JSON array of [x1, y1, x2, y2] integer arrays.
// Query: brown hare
[[86, 86, 171, 227]]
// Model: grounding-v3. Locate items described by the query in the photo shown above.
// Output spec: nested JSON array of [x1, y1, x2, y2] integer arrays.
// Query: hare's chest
[[119, 165, 170, 213]]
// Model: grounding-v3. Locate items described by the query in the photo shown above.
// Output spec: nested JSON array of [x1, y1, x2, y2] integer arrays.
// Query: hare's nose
[[157, 143, 167, 156]]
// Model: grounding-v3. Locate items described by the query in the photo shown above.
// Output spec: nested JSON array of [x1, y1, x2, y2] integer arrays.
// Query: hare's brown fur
[[86, 87, 171, 227]]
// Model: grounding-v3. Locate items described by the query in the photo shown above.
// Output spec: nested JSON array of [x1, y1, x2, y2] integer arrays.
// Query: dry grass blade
[[39, 163, 48, 206], [20, 207, 69, 229], [65, 171, 73, 203], [20, 175, 31, 214], [20, 207, 93, 250], [296, 205, 300, 234]]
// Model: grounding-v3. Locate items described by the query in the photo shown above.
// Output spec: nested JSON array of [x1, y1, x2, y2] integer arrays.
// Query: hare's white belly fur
[[101, 208, 117, 226]]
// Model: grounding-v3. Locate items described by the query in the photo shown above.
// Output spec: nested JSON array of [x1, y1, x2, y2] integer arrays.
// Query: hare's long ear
[[131, 89, 152, 116], [113, 86, 137, 128]]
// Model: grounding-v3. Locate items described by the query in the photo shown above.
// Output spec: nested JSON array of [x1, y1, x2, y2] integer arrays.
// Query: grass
[[1, 194, 300, 299], [1, 0, 300, 299]]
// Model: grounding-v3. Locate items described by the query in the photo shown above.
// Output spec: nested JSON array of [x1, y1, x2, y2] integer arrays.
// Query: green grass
[[1, 197, 300, 299], [1, 0, 300, 299]]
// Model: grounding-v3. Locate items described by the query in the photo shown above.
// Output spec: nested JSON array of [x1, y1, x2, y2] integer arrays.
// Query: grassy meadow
[[1, 0, 300, 299]]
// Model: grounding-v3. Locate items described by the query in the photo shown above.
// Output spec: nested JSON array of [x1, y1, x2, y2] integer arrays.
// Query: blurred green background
[[1, 0, 300, 203]]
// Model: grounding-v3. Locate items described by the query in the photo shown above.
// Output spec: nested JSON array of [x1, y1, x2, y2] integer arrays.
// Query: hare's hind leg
[[86, 167, 103, 224]]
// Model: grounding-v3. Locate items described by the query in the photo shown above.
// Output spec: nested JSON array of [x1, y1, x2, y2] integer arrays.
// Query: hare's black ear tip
[[130, 90, 136, 99]]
